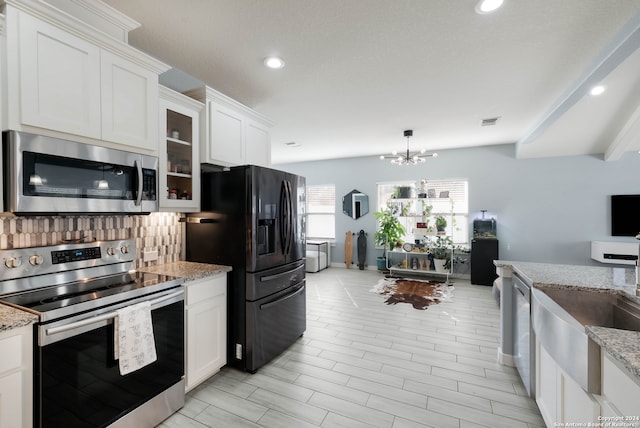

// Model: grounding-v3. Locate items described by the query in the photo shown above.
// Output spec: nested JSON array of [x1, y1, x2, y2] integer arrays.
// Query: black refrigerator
[[186, 165, 306, 373]]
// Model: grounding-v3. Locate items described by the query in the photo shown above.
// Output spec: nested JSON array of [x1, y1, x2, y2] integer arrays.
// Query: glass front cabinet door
[[159, 86, 203, 212]]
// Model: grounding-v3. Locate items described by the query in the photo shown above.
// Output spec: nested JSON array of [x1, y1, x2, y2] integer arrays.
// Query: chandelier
[[379, 130, 438, 165]]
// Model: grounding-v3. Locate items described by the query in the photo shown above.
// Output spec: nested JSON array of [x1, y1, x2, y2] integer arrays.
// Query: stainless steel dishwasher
[[513, 273, 535, 397]]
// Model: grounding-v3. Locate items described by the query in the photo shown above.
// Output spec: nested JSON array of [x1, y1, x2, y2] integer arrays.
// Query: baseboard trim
[[497, 348, 515, 366]]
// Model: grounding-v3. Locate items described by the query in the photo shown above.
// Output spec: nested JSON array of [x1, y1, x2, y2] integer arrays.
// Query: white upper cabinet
[[245, 118, 271, 166], [100, 50, 159, 152], [209, 101, 245, 166], [17, 11, 102, 139], [159, 85, 202, 212], [185, 86, 273, 167], [4, 1, 169, 154]]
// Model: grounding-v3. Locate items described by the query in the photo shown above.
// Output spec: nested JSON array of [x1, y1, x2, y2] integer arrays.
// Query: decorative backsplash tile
[[0, 213, 183, 269]]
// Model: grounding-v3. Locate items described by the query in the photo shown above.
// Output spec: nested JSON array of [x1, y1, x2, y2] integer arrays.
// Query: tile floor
[[159, 268, 544, 428]]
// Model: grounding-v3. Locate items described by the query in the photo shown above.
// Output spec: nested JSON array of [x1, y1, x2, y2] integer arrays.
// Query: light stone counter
[[495, 260, 640, 383], [494, 260, 638, 300], [139, 261, 232, 282], [587, 326, 640, 380], [0, 303, 38, 332]]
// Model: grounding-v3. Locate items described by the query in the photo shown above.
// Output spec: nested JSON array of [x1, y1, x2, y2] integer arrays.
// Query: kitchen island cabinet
[[0, 321, 34, 428], [589, 327, 640, 421], [495, 261, 640, 426], [535, 337, 600, 426]]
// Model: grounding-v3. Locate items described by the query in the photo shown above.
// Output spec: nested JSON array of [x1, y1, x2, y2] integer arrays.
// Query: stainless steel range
[[0, 239, 185, 428]]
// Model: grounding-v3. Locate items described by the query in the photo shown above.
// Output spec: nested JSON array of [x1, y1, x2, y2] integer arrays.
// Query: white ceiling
[[102, 0, 640, 164]]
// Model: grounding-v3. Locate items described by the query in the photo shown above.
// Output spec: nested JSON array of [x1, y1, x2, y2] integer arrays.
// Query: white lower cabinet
[[535, 339, 600, 427], [0, 325, 33, 428], [600, 350, 640, 419], [185, 274, 227, 392], [536, 341, 557, 425]]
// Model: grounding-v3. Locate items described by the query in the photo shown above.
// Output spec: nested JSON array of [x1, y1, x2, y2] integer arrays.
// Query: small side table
[[306, 240, 329, 272]]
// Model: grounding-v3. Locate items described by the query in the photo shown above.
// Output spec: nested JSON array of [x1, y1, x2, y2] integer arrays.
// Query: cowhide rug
[[371, 277, 453, 310]]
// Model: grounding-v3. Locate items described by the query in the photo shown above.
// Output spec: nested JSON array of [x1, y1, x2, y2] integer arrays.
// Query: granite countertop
[[495, 260, 640, 383], [494, 260, 638, 299], [0, 304, 38, 333], [587, 326, 640, 380], [138, 261, 232, 282]]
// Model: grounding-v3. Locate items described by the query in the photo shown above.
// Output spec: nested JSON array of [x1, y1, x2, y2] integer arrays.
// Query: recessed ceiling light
[[284, 141, 300, 148], [264, 57, 285, 69], [475, 0, 504, 14], [589, 85, 606, 96]]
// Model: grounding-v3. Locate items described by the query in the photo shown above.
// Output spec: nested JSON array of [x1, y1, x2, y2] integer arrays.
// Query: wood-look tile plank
[[366, 394, 459, 428], [346, 376, 427, 408], [193, 404, 263, 427], [190, 385, 268, 422], [242, 372, 315, 402], [321, 411, 384, 428], [257, 409, 321, 428], [403, 378, 492, 412], [295, 374, 370, 405], [427, 397, 529, 428], [247, 388, 328, 425], [308, 392, 395, 428]]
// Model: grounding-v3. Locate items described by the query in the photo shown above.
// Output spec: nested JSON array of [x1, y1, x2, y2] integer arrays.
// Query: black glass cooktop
[[1, 271, 182, 320]]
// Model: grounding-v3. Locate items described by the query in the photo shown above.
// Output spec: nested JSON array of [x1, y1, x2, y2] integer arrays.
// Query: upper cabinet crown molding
[[4, 0, 169, 73]]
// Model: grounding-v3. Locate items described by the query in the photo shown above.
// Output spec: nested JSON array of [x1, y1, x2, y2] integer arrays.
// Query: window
[[306, 184, 335, 239], [377, 179, 469, 245]]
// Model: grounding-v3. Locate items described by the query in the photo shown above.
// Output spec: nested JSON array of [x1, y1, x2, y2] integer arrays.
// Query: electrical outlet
[[143, 250, 158, 262]]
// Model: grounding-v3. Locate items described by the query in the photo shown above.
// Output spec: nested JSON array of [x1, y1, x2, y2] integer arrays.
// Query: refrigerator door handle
[[260, 265, 301, 282], [279, 180, 293, 256], [260, 283, 304, 310]]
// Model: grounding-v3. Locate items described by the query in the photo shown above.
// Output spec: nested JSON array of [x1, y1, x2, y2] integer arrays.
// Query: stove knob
[[29, 255, 44, 266], [120, 245, 129, 254], [5, 257, 22, 268], [107, 247, 116, 256]]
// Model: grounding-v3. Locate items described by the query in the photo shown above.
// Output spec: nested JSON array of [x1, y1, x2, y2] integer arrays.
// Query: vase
[[433, 258, 447, 273]]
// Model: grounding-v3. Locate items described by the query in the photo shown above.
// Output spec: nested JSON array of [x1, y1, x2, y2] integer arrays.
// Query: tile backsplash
[[0, 212, 183, 268]]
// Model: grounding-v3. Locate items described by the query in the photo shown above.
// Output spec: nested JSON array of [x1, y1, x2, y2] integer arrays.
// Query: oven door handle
[[45, 290, 184, 337]]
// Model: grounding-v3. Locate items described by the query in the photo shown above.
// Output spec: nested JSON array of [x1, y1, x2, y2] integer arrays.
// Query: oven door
[[3, 130, 158, 214], [34, 289, 184, 428]]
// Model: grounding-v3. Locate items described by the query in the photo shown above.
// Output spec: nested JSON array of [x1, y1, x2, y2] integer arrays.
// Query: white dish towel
[[114, 301, 157, 375]]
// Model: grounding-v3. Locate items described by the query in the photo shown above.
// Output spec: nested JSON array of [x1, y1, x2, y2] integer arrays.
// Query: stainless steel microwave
[[3, 131, 158, 215]]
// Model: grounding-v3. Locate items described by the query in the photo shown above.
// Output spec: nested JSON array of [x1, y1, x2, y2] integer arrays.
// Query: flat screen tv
[[611, 195, 640, 236]]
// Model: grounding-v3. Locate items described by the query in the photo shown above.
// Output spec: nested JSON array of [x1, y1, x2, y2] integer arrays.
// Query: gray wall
[[278, 143, 640, 268]]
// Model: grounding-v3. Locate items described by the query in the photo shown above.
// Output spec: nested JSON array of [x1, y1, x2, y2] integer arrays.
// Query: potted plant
[[435, 215, 447, 234], [374, 207, 406, 270], [429, 236, 452, 273]]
